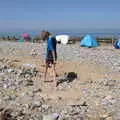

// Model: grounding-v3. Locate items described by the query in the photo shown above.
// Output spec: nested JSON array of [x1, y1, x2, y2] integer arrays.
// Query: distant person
[[13, 36, 17, 41], [41, 31, 57, 85], [2, 36, 5, 40], [7, 36, 10, 41]]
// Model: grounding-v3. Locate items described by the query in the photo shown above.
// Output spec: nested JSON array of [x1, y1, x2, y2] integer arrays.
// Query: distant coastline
[[0, 28, 120, 38]]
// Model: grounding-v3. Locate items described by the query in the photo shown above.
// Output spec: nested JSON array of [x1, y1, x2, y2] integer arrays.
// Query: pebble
[[43, 113, 59, 120]]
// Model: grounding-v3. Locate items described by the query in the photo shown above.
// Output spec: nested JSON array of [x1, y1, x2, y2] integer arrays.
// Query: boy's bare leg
[[53, 61, 58, 76], [52, 62, 59, 87], [44, 64, 48, 81], [52, 63, 56, 81]]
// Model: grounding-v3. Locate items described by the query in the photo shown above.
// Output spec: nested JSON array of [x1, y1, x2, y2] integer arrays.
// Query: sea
[[0, 28, 120, 38]]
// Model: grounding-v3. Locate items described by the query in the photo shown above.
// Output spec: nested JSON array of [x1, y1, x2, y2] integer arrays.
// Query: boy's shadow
[[57, 72, 77, 86]]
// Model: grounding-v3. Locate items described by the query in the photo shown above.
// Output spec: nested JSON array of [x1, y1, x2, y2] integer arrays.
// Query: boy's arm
[[51, 38, 56, 62], [52, 51, 56, 62]]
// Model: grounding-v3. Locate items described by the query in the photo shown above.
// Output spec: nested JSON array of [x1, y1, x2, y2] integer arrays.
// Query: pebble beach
[[0, 41, 120, 120]]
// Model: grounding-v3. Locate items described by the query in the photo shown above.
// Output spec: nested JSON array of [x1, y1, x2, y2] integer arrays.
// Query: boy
[[43, 31, 57, 84]]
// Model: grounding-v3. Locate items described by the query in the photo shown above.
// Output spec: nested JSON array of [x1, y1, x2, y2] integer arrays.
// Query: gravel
[[0, 41, 120, 120]]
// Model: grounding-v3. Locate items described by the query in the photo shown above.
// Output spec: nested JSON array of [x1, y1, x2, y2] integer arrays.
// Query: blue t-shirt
[[46, 36, 56, 59], [47, 37, 55, 51]]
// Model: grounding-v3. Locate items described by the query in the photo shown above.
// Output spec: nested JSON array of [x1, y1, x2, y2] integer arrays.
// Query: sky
[[0, 0, 120, 32]]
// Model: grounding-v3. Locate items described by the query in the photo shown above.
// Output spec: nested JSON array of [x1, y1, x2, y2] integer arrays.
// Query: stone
[[7, 69, 14, 73], [43, 113, 59, 120], [3, 84, 8, 88], [42, 105, 51, 111]]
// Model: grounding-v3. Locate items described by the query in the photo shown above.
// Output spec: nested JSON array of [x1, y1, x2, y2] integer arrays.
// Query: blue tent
[[80, 35, 99, 48], [114, 39, 120, 49]]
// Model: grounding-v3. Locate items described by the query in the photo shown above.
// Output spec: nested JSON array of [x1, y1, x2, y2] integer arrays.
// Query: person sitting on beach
[[42, 31, 57, 85]]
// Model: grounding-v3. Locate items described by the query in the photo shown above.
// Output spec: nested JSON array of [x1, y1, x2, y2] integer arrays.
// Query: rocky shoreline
[[0, 41, 120, 120]]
